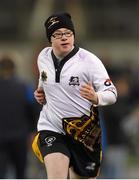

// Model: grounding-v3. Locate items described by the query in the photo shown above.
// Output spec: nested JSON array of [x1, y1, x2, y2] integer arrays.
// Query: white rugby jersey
[[37, 46, 117, 133]]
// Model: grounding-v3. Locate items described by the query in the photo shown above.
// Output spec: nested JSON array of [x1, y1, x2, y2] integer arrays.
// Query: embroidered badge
[[41, 71, 47, 82], [69, 76, 80, 86]]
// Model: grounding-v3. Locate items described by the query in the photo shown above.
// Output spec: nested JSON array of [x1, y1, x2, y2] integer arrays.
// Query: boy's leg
[[69, 167, 82, 179], [44, 152, 69, 179]]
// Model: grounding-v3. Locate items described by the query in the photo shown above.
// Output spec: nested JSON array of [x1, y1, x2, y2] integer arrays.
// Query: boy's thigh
[[38, 131, 71, 179], [44, 152, 69, 178]]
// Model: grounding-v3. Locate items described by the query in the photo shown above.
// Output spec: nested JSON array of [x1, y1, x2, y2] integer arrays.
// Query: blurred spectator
[[100, 68, 132, 178], [0, 55, 38, 178], [122, 105, 139, 157]]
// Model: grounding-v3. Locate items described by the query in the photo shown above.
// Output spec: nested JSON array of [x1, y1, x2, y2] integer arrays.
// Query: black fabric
[[51, 45, 79, 82], [38, 130, 102, 178], [69, 138, 101, 177], [44, 12, 75, 42], [39, 130, 71, 159]]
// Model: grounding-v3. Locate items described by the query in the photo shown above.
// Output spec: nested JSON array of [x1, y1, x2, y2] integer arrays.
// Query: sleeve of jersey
[[96, 90, 117, 106], [37, 54, 43, 88], [88, 54, 117, 106]]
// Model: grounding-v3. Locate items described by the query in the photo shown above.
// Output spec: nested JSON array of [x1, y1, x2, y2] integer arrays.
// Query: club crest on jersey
[[69, 76, 80, 86], [41, 71, 47, 82], [104, 79, 112, 86]]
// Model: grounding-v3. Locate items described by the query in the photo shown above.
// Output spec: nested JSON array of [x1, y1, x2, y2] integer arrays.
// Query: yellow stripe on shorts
[[32, 133, 44, 163]]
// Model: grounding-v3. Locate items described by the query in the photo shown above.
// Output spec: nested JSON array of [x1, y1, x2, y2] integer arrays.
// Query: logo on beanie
[[48, 17, 59, 29]]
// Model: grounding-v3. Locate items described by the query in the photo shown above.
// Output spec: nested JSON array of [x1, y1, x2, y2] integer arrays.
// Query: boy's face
[[51, 28, 74, 58]]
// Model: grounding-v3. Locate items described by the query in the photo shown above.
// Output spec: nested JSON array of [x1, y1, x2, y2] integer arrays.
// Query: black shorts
[[38, 130, 102, 178]]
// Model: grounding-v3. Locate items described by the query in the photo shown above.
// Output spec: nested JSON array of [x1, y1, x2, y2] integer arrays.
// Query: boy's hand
[[34, 88, 46, 105], [80, 82, 98, 105]]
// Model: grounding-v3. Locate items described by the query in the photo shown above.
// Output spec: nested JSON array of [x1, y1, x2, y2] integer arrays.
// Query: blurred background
[[0, 0, 139, 178]]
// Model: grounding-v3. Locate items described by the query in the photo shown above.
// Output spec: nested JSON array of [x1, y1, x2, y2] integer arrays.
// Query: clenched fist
[[80, 82, 98, 105], [34, 87, 46, 105]]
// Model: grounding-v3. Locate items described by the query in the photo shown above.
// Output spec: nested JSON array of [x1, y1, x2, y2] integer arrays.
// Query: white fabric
[[37, 47, 117, 133]]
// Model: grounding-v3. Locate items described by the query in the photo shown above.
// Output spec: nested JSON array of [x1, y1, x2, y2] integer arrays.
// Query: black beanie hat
[[44, 12, 75, 42]]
